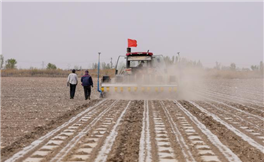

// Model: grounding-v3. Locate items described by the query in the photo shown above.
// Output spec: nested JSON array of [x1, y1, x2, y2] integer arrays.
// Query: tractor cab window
[[130, 60, 147, 68], [127, 56, 151, 68], [116, 56, 127, 74]]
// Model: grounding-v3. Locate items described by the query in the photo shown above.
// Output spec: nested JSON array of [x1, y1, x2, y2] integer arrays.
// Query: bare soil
[[1, 77, 100, 158], [179, 100, 264, 162], [1, 77, 264, 162], [107, 100, 144, 162]]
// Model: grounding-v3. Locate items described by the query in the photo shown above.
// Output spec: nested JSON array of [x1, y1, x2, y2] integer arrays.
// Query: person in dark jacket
[[81, 70, 93, 100]]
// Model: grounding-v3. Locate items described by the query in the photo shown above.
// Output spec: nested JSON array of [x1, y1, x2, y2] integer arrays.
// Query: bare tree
[[251, 65, 259, 71], [0, 55, 4, 69], [260, 61, 263, 74], [214, 61, 221, 70], [230, 63, 236, 71]]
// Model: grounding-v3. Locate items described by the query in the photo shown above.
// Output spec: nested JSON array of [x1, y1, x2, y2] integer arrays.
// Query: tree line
[[214, 61, 263, 72], [0, 55, 58, 70], [0, 55, 112, 70], [0, 54, 263, 73], [163, 55, 263, 72]]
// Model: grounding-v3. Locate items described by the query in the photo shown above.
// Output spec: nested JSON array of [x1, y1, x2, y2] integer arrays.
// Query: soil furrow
[[106, 100, 144, 162], [173, 100, 240, 162], [3, 99, 107, 162], [201, 96, 264, 122], [179, 100, 264, 162], [139, 100, 152, 162], [11, 100, 115, 162], [200, 91, 264, 115], [202, 90, 264, 109], [49, 101, 119, 162], [151, 100, 180, 162], [195, 101, 264, 142], [63, 100, 130, 162]]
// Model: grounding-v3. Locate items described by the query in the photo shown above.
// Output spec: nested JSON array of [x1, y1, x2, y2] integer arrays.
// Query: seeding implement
[[98, 44, 178, 98]]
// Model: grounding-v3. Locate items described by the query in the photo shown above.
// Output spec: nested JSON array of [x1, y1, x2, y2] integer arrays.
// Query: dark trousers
[[70, 84, 77, 99], [83, 86, 91, 99]]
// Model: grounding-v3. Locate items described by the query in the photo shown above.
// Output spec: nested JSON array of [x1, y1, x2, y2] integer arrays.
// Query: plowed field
[[1, 77, 264, 162]]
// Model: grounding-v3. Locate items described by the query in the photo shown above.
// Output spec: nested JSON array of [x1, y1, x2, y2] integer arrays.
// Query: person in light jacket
[[81, 70, 93, 100], [67, 69, 78, 99]]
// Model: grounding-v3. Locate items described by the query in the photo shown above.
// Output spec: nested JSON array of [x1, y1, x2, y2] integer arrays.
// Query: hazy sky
[[2, 2, 263, 69]]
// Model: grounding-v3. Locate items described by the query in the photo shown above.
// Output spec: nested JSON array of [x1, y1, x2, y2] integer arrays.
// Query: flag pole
[[97, 52, 102, 97]]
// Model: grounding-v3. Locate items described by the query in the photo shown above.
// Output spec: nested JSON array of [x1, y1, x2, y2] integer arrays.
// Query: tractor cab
[[126, 52, 153, 74], [115, 50, 166, 75]]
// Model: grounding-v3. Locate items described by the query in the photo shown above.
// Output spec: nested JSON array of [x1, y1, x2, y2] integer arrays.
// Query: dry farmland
[[1, 77, 264, 162]]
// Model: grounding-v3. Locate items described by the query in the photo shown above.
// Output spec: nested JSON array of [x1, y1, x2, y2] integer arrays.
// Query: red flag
[[128, 39, 137, 47]]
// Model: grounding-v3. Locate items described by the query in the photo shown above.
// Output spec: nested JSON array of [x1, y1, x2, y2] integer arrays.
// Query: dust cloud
[[103, 63, 207, 100]]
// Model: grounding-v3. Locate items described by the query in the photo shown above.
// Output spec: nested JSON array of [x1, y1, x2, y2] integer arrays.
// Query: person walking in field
[[67, 69, 78, 99], [81, 70, 93, 100]]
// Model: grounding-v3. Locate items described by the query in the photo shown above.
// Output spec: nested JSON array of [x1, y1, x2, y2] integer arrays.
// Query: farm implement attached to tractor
[[97, 40, 178, 98]]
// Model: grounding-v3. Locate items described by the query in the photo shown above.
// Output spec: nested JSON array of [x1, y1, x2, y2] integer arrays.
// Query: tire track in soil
[[179, 100, 264, 162], [3, 99, 107, 162], [106, 100, 144, 162]]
